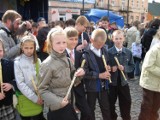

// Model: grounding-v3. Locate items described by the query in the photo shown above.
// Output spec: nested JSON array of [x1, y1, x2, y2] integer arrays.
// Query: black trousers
[[86, 91, 111, 120], [74, 83, 92, 120], [139, 88, 160, 120], [109, 85, 131, 120], [20, 112, 45, 120], [47, 104, 78, 120]]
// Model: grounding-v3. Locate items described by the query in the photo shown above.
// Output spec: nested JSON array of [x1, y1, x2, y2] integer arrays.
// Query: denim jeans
[[133, 57, 141, 76]]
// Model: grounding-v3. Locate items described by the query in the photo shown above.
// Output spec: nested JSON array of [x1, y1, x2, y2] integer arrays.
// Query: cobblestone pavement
[[95, 79, 160, 120]]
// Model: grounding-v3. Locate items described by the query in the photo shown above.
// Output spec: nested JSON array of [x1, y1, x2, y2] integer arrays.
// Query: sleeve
[[38, 64, 63, 110], [124, 51, 135, 73], [0, 33, 20, 59], [83, 53, 99, 80], [14, 60, 38, 103], [143, 48, 160, 77], [135, 31, 141, 44]]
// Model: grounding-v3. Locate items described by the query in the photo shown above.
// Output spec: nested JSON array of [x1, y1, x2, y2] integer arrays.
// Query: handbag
[[16, 60, 42, 117], [16, 91, 42, 117]]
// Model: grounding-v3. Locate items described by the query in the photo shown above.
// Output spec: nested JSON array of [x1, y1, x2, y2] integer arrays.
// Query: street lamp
[[108, 0, 109, 17], [82, 0, 84, 15], [127, 0, 129, 24]]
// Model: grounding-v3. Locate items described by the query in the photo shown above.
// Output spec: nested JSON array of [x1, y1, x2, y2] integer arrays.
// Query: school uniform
[[0, 59, 15, 120], [83, 45, 111, 120], [66, 48, 92, 120], [108, 46, 134, 120]]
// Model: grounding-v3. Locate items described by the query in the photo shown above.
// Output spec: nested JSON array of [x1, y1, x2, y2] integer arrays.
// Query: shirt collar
[[90, 44, 101, 57], [115, 46, 122, 52]]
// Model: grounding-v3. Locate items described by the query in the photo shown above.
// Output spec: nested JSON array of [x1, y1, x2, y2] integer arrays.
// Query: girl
[[14, 36, 44, 120], [0, 39, 15, 120], [38, 27, 85, 120]]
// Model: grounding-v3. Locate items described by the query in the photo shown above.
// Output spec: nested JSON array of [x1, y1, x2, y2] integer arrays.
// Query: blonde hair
[[64, 27, 78, 38], [20, 35, 37, 63], [112, 30, 124, 38], [76, 16, 89, 26], [91, 28, 107, 42], [46, 27, 66, 54]]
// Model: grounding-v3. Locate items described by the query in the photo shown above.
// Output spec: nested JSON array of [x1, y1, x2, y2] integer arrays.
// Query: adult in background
[[138, 40, 160, 120], [36, 17, 50, 61], [0, 10, 22, 60], [126, 20, 141, 80], [141, 19, 160, 60]]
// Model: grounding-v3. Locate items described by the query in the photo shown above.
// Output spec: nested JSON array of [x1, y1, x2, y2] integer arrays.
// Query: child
[[75, 15, 90, 51], [38, 27, 85, 120], [14, 36, 44, 120], [108, 30, 134, 120], [0, 39, 15, 120], [131, 42, 142, 78], [64, 27, 92, 120], [138, 40, 160, 120], [83, 28, 111, 120]]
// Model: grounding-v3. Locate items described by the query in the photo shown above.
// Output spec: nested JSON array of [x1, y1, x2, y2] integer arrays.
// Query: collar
[[90, 44, 101, 57], [115, 46, 122, 52], [112, 46, 126, 54], [66, 48, 74, 54]]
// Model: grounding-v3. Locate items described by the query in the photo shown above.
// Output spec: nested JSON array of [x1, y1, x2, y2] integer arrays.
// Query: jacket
[[0, 59, 15, 107], [0, 24, 20, 60], [38, 50, 76, 111], [140, 44, 160, 92], [14, 54, 41, 103], [83, 45, 109, 92], [108, 46, 135, 86], [126, 26, 141, 50]]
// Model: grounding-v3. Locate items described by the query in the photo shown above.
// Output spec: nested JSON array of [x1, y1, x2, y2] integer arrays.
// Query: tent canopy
[[85, 9, 124, 28]]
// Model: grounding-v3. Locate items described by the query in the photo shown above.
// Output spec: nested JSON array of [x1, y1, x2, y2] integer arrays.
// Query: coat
[[140, 44, 160, 92], [126, 26, 141, 50], [108, 46, 135, 86], [38, 50, 76, 111]]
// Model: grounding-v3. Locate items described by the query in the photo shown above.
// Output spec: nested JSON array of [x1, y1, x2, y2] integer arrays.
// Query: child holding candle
[[0, 39, 16, 120], [14, 35, 44, 120], [108, 30, 134, 120]]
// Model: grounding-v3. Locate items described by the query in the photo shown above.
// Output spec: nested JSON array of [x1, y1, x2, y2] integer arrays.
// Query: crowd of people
[[0, 9, 160, 120]]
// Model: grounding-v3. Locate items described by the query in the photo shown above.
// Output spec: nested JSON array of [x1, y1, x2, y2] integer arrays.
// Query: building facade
[[96, 0, 148, 24]]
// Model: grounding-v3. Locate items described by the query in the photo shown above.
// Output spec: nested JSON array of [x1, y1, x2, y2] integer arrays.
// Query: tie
[[70, 50, 75, 64], [0, 63, 3, 94]]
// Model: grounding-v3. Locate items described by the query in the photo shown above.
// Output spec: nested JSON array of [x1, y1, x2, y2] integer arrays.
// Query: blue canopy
[[85, 9, 124, 28]]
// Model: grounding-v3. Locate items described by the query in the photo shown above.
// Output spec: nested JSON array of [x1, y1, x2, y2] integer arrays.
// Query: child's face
[[101, 21, 109, 29], [112, 33, 124, 48], [0, 43, 4, 59], [92, 38, 105, 50], [67, 36, 78, 50], [52, 34, 67, 54], [22, 41, 35, 57], [77, 23, 87, 33]]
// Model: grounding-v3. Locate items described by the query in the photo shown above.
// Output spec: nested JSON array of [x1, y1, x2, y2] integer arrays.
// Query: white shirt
[[66, 48, 75, 59], [115, 46, 122, 53], [90, 44, 101, 57]]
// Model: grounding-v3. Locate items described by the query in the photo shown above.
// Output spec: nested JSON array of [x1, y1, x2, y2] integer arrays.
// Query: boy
[[75, 16, 90, 52], [64, 27, 92, 120], [99, 16, 114, 49], [108, 30, 134, 120], [83, 28, 111, 120]]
